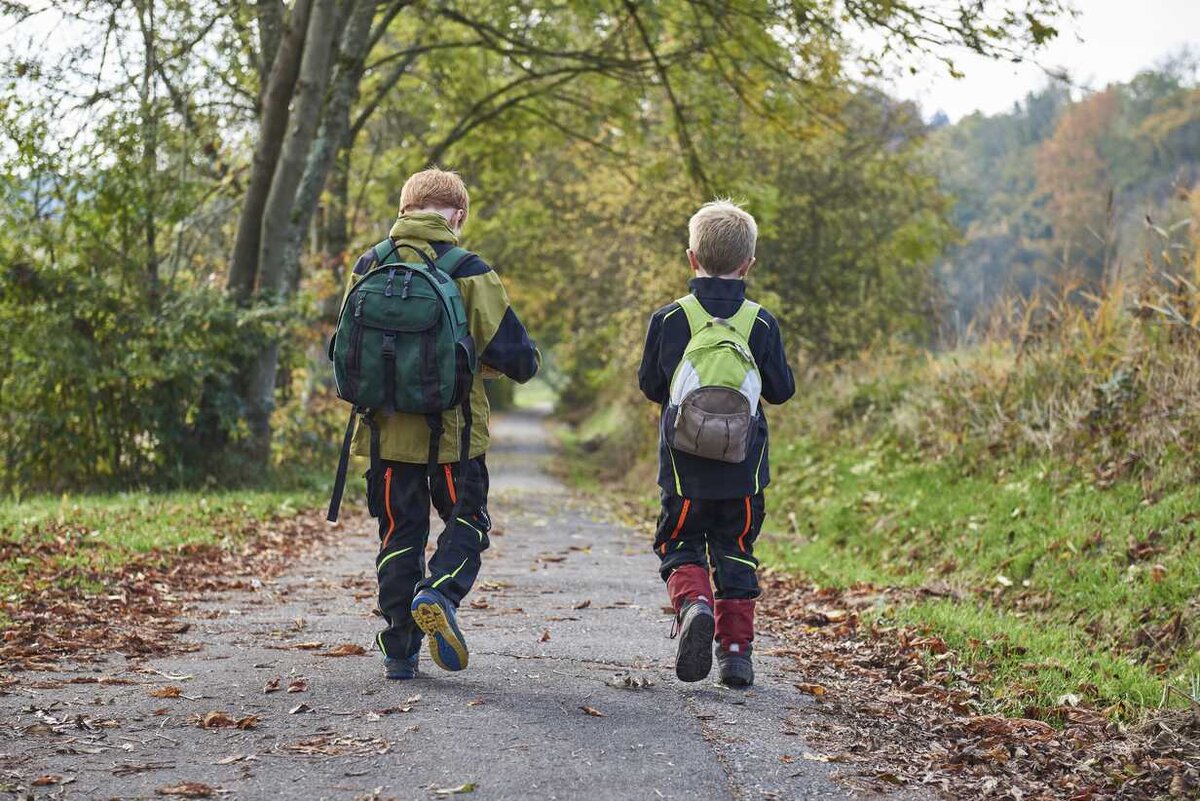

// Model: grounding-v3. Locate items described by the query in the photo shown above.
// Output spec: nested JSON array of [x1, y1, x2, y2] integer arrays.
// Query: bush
[[0, 259, 306, 493]]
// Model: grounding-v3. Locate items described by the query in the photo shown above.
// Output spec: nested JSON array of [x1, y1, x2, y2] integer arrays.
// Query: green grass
[[0, 473, 329, 604], [760, 435, 1200, 716]]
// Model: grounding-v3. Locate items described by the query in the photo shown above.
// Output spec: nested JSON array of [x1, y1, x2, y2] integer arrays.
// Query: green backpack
[[666, 294, 762, 463], [326, 240, 478, 521]]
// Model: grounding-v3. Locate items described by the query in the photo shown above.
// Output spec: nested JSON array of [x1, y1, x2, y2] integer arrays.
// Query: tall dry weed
[[788, 186, 1200, 486]]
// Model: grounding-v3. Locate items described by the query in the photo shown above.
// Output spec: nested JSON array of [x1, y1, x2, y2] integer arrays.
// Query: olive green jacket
[[344, 213, 540, 463]]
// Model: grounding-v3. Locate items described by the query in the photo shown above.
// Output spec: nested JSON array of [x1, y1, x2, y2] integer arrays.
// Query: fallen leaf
[[198, 711, 235, 729], [469, 598, 489, 609], [795, 683, 827, 697], [235, 715, 259, 730], [433, 783, 477, 796], [539, 629, 551, 642], [157, 782, 216, 798], [214, 755, 244, 765], [149, 686, 183, 698], [292, 641, 324, 650], [573, 599, 591, 610], [289, 703, 312, 714], [263, 677, 281, 693], [32, 775, 63, 786], [1150, 563, 1168, 582], [607, 674, 655, 690], [467, 698, 485, 707], [286, 679, 308, 693], [323, 643, 367, 657], [580, 705, 606, 717]]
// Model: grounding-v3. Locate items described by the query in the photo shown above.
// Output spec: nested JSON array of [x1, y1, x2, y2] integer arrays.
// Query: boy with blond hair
[[344, 168, 539, 680], [638, 200, 795, 686]]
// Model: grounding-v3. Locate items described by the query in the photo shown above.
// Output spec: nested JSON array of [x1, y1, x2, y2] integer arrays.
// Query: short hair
[[399, 167, 470, 221], [688, 199, 757, 276]]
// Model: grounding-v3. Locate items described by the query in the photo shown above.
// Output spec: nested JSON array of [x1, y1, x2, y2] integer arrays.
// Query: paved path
[[3, 410, 854, 800]]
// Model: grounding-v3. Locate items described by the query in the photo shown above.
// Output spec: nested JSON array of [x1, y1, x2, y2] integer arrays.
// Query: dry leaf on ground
[[323, 643, 366, 657], [433, 783, 477, 796], [580, 705, 606, 717], [149, 686, 182, 698], [157, 783, 216, 798]]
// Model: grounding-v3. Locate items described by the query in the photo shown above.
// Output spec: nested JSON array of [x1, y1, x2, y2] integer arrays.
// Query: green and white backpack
[[666, 294, 762, 463]]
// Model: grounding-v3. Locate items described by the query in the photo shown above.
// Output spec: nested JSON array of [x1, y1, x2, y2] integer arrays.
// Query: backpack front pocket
[[669, 387, 753, 463]]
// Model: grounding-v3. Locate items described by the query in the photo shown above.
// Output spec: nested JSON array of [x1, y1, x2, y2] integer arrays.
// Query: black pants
[[652, 492, 764, 600], [367, 456, 491, 659]]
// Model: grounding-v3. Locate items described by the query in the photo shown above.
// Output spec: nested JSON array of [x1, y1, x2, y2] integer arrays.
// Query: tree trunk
[[235, 0, 338, 466], [325, 139, 351, 286], [281, 0, 376, 293], [258, 0, 338, 296], [136, 0, 160, 306], [227, 0, 314, 302]]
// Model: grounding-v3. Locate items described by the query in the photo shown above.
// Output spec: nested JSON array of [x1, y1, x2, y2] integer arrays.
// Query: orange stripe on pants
[[444, 465, 457, 504], [381, 467, 396, 550], [737, 496, 751, 552], [669, 499, 691, 540]]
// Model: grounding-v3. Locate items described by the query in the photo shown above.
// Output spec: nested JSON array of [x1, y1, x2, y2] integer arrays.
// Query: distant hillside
[[929, 57, 1200, 326]]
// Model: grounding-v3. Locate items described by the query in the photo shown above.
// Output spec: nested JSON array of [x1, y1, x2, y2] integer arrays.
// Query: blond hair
[[688, 199, 757, 276], [398, 167, 470, 221]]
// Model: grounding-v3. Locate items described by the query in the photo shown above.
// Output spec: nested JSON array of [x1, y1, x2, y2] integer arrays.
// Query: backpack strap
[[434, 246, 473, 277], [326, 407, 358, 522], [676, 294, 710, 336], [728, 300, 761, 341], [373, 238, 440, 270], [676, 294, 760, 340]]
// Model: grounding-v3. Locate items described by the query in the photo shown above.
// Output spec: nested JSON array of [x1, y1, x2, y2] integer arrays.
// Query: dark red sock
[[666, 564, 713, 613], [715, 598, 755, 652]]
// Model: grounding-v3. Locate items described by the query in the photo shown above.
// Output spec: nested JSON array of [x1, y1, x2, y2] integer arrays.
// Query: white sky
[[880, 0, 1200, 120]]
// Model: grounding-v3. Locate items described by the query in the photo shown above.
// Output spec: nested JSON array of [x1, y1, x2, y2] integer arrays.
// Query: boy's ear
[[737, 256, 756, 278], [686, 249, 702, 274]]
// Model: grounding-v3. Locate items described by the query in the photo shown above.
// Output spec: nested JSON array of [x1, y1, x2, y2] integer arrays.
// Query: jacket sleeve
[[457, 263, 540, 384], [638, 311, 668, 404], [754, 312, 796, 405]]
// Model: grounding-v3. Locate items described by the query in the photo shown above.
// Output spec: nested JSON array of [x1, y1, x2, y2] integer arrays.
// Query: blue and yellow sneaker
[[410, 589, 469, 672], [384, 653, 419, 680]]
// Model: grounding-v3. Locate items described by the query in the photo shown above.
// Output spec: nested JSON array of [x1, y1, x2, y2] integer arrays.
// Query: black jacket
[[638, 278, 795, 499]]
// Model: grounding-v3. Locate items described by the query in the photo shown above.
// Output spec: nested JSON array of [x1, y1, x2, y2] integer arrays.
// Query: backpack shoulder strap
[[372, 239, 397, 266], [675, 294, 711, 336], [728, 300, 761, 341], [435, 246, 474, 277]]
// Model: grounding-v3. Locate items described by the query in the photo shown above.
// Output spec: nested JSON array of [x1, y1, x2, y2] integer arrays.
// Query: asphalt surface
[[2, 408, 859, 800]]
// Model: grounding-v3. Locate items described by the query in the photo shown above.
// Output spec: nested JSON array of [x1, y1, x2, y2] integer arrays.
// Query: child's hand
[[479, 365, 503, 380]]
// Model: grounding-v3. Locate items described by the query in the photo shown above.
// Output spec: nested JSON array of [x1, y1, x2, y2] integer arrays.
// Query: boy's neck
[[694, 272, 743, 281]]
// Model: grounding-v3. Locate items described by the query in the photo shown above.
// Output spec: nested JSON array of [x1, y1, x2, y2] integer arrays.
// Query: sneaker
[[410, 589, 469, 672], [716, 643, 754, 687], [384, 654, 419, 680], [673, 599, 715, 682]]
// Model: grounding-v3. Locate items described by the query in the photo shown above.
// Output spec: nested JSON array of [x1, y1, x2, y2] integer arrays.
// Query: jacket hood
[[388, 211, 459, 246]]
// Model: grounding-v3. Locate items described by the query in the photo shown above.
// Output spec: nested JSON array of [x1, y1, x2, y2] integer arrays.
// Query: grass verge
[[0, 472, 329, 609], [759, 434, 1200, 718]]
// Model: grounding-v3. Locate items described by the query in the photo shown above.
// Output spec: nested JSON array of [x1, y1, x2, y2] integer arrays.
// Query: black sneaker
[[716, 643, 754, 687], [673, 599, 715, 682], [384, 654, 419, 680]]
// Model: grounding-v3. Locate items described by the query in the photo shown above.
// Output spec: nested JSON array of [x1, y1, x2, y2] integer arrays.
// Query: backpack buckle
[[381, 332, 396, 359]]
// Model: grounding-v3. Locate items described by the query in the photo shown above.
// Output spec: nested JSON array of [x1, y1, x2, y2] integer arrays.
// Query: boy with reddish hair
[[345, 168, 539, 680], [638, 200, 795, 686]]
